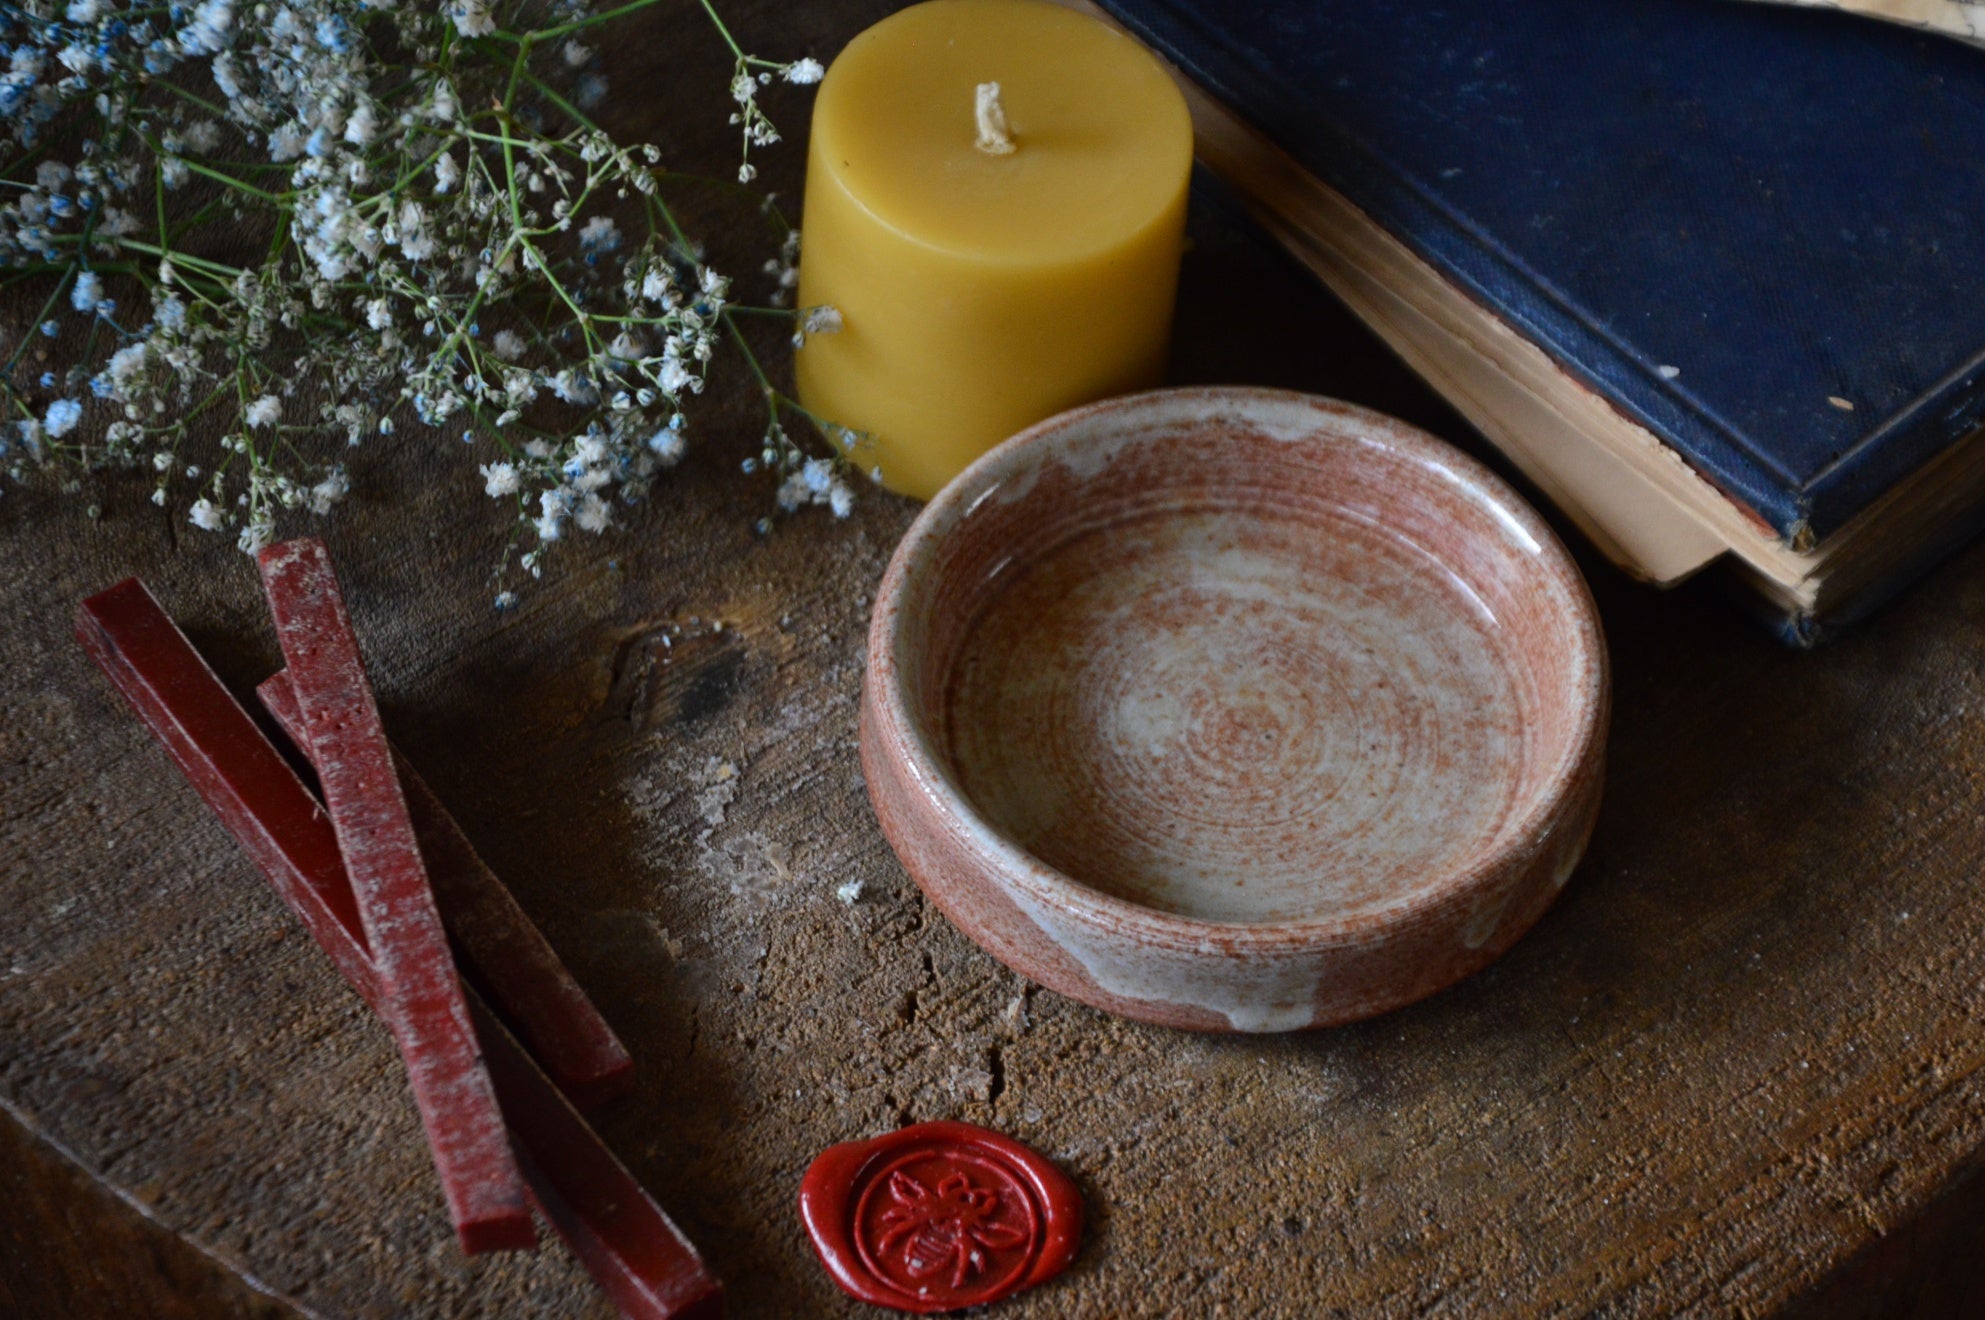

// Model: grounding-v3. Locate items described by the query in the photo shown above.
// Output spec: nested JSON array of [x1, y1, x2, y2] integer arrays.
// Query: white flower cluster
[[776, 453, 854, 519], [708, 9, 828, 186], [2, 0, 851, 596]]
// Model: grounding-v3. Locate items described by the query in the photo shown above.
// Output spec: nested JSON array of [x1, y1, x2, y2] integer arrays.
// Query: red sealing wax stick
[[254, 538, 533, 1254], [76, 579, 723, 1319], [799, 1121, 1082, 1313], [260, 669, 633, 1111]]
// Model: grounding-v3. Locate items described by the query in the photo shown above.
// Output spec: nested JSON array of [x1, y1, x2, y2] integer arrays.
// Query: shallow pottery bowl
[[861, 388, 1608, 1032]]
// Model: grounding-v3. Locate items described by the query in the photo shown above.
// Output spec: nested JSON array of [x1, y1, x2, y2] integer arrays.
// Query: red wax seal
[[799, 1121, 1082, 1313]]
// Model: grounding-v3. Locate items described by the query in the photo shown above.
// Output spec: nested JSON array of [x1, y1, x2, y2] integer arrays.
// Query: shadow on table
[[1161, 169, 1985, 1315]]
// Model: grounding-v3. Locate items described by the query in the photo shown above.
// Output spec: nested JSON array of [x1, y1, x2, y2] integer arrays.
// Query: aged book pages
[[1743, 0, 1985, 46], [1065, 0, 1985, 634]]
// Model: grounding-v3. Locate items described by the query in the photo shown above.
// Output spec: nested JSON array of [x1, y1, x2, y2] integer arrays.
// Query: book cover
[[1094, 0, 1985, 549]]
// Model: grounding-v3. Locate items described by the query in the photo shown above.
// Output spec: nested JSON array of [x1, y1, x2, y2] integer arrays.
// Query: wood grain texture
[[6, 0, 1985, 1314], [0, 1099, 302, 1320]]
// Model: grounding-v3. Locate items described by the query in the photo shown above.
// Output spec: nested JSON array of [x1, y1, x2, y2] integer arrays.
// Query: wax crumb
[[950, 1065, 995, 1102], [694, 757, 739, 827], [1828, 396, 1855, 411], [835, 878, 863, 905], [1657, 364, 1680, 379]]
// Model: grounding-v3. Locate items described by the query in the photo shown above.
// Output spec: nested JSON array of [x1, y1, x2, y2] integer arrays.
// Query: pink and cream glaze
[[862, 388, 1608, 1031]]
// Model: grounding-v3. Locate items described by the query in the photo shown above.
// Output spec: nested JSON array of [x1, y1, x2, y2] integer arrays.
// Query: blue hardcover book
[[1088, 0, 1985, 638]]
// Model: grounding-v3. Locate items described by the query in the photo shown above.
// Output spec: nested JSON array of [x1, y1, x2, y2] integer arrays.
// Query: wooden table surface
[[8, 3, 1985, 1316]]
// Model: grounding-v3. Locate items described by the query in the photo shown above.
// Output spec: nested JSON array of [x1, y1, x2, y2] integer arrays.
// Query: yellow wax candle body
[[795, 0, 1192, 501]]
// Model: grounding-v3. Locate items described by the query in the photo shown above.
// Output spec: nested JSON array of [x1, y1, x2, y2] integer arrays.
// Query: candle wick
[[974, 82, 1016, 156]]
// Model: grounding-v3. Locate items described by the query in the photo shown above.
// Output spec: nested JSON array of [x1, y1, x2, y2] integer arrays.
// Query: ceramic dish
[[861, 387, 1608, 1032]]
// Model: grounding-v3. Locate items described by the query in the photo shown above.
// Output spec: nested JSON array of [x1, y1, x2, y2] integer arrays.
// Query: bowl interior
[[893, 392, 1599, 928]]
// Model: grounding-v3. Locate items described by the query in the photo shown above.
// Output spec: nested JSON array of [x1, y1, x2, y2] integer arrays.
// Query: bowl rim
[[866, 384, 1609, 952]]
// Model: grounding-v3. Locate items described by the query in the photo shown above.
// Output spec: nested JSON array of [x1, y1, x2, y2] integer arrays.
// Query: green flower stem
[[175, 158, 286, 203], [693, 0, 785, 68], [150, 78, 228, 118], [2, 262, 82, 400], [153, 154, 171, 279], [110, 238, 243, 280], [508, 67, 700, 255], [493, 0, 668, 45]]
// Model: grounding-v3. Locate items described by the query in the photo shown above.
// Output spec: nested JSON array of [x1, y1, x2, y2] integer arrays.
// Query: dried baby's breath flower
[[2, 0, 857, 601]]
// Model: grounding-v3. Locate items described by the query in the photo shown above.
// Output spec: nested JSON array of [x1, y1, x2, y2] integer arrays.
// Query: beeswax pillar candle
[[794, 0, 1192, 501]]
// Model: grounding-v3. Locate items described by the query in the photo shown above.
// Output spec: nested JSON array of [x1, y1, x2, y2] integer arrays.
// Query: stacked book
[[1082, 0, 1985, 641]]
